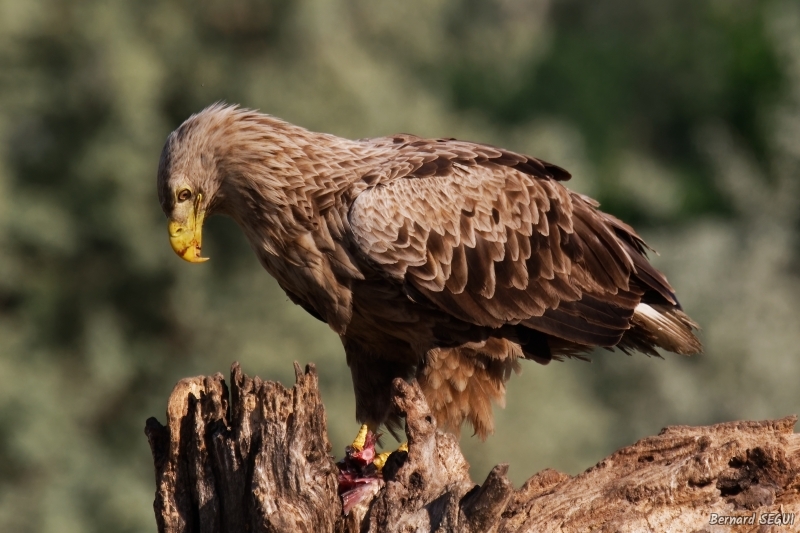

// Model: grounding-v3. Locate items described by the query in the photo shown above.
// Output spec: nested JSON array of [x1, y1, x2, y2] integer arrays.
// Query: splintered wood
[[145, 364, 800, 533]]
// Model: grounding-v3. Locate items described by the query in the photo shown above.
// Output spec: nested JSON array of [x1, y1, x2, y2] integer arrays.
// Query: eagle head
[[156, 105, 240, 263]]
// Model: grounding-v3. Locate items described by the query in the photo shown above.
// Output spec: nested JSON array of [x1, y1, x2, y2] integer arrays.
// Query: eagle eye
[[177, 189, 192, 202]]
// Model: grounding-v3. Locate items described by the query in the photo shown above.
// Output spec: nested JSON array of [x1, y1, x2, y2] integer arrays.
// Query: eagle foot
[[336, 428, 409, 514], [372, 441, 408, 472]]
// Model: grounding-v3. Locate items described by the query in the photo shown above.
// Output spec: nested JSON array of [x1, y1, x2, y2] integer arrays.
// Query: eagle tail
[[618, 303, 702, 356]]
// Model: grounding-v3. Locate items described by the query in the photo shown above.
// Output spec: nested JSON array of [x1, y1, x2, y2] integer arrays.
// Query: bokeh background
[[1, 0, 799, 531]]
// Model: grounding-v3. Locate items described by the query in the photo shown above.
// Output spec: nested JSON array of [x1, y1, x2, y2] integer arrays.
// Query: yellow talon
[[373, 451, 391, 471], [372, 442, 408, 472], [351, 424, 368, 452]]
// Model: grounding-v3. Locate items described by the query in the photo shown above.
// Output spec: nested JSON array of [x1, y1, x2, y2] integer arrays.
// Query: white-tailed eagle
[[157, 104, 701, 439]]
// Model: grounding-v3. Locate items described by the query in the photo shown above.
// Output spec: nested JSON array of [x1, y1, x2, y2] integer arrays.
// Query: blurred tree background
[[1, 0, 799, 530]]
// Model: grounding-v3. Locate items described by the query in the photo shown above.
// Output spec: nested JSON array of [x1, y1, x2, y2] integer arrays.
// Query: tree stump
[[145, 363, 800, 532]]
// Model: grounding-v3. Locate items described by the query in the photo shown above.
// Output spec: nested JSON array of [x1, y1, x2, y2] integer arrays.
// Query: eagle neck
[[214, 116, 362, 255]]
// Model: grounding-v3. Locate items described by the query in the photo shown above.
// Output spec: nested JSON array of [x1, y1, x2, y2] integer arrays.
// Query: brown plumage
[[157, 104, 702, 438]]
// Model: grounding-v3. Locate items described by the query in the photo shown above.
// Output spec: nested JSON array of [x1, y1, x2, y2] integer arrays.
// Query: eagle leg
[[345, 338, 415, 439]]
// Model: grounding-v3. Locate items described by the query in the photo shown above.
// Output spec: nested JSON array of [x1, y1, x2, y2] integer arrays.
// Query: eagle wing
[[348, 137, 684, 357]]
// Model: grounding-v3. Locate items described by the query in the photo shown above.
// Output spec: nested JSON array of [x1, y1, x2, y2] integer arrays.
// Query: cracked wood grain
[[145, 364, 800, 533]]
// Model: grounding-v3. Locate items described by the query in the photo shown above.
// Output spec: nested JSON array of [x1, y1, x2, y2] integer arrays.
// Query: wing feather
[[347, 136, 688, 352]]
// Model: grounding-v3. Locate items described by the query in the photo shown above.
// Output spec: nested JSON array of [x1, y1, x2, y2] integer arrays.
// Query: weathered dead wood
[[144, 363, 340, 533], [146, 363, 800, 533]]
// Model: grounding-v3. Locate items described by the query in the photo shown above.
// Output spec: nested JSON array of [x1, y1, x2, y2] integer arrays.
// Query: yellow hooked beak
[[168, 194, 209, 263]]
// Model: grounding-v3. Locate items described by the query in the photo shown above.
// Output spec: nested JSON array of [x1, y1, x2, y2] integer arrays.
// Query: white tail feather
[[632, 304, 702, 355]]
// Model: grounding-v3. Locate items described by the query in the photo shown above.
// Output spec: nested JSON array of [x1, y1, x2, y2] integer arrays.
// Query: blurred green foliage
[[1, 1, 799, 531], [447, 0, 785, 222]]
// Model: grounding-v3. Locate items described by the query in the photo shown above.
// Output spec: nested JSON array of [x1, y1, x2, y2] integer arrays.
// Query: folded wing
[[348, 137, 700, 358]]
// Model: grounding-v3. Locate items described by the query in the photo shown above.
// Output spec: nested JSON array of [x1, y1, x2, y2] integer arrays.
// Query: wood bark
[[145, 363, 800, 533]]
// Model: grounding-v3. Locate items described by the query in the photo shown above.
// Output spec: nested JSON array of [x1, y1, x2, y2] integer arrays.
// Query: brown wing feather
[[348, 138, 642, 351]]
